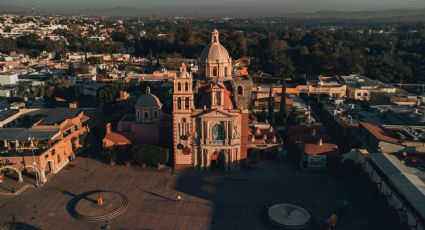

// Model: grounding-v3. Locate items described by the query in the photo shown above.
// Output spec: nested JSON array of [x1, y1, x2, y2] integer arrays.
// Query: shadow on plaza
[[1, 221, 41, 230], [171, 159, 305, 230], [171, 157, 403, 230]]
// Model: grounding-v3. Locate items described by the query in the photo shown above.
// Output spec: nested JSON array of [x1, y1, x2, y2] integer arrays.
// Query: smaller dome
[[136, 87, 162, 108]]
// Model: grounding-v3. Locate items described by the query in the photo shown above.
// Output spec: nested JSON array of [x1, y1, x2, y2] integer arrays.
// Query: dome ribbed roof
[[199, 29, 231, 63], [136, 87, 162, 108]]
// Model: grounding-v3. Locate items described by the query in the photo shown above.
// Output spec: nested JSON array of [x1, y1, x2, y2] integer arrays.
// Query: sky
[[3, 0, 425, 15]]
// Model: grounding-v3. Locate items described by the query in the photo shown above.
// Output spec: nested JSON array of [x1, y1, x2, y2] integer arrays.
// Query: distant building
[[357, 122, 425, 154], [340, 74, 396, 101], [0, 72, 19, 86]]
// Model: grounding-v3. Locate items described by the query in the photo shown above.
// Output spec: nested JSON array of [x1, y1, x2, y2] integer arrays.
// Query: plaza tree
[[132, 144, 169, 167]]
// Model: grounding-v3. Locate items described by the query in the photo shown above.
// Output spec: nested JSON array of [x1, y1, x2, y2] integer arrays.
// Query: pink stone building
[[173, 30, 250, 169]]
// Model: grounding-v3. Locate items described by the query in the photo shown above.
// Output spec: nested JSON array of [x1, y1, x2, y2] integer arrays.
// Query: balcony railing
[[207, 140, 225, 145], [203, 138, 241, 146]]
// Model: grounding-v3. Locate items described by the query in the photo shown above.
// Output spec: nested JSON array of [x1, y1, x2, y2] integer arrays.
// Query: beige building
[[0, 109, 89, 185], [340, 75, 396, 101]]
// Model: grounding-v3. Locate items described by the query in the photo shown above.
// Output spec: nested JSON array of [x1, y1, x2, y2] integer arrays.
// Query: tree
[[132, 144, 169, 167], [103, 147, 117, 164], [110, 31, 128, 43]]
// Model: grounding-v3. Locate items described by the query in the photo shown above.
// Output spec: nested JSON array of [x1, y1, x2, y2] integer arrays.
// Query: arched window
[[224, 67, 228, 77], [212, 124, 224, 140], [185, 97, 190, 110], [185, 82, 189, 91], [177, 82, 182, 91], [177, 97, 182, 110], [212, 67, 217, 77], [214, 92, 222, 105], [237, 85, 243, 96]]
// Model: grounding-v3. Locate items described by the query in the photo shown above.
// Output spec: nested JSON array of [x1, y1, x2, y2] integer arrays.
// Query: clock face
[[177, 144, 184, 150]]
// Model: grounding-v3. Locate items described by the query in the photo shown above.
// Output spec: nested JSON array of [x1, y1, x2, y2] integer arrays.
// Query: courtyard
[[0, 157, 397, 230]]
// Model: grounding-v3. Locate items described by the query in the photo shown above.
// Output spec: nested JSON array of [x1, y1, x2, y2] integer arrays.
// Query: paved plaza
[[0, 157, 397, 230]]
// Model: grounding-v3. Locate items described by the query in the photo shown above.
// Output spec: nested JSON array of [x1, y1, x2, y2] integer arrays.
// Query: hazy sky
[[3, 0, 425, 15]]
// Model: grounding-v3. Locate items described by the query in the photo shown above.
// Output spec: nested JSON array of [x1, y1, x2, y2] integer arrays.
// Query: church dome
[[199, 29, 231, 63], [136, 87, 162, 108]]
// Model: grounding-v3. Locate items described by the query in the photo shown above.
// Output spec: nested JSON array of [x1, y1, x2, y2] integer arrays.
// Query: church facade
[[173, 30, 250, 169]]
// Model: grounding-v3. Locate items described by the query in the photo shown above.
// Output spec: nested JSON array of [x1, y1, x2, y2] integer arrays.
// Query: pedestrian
[[177, 194, 181, 202]]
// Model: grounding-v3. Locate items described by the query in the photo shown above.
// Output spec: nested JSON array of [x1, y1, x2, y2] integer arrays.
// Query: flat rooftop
[[341, 74, 393, 89], [0, 128, 60, 141], [26, 109, 82, 125]]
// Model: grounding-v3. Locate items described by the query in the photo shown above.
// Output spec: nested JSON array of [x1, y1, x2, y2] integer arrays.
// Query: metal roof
[[368, 153, 425, 221], [0, 128, 60, 140], [0, 109, 18, 122], [27, 109, 82, 125]]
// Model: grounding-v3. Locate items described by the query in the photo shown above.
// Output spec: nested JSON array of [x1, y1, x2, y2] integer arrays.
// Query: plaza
[[0, 157, 397, 230]]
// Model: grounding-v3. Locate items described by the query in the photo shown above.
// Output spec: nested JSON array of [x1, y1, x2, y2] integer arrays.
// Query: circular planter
[[67, 190, 128, 222], [266, 203, 312, 229]]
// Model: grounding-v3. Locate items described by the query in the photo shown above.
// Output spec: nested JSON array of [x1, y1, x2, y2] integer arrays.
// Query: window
[[57, 154, 61, 163], [144, 112, 149, 119], [357, 93, 361, 96], [212, 124, 224, 140], [212, 67, 217, 77], [185, 97, 190, 110], [214, 92, 222, 105], [237, 85, 243, 96], [177, 82, 182, 91], [137, 111, 140, 118], [154, 111, 158, 118], [224, 67, 228, 76], [185, 82, 189, 91], [177, 97, 182, 110], [364, 93, 368, 96]]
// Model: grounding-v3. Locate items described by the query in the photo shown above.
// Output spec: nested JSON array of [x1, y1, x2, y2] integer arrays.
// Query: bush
[[132, 144, 169, 167], [103, 147, 117, 163]]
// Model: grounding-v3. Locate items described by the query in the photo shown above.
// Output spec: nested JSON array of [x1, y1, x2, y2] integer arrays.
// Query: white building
[[0, 72, 19, 86]]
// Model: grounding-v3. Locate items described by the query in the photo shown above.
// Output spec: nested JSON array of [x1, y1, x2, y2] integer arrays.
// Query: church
[[172, 29, 251, 169], [103, 29, 253, 169]]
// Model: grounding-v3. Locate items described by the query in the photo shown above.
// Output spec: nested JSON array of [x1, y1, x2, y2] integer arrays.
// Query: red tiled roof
[[55, 97, 66, 102], [303, 143, 339, 156], [360, 122, 400, 144], [104, 132, 131, 145]]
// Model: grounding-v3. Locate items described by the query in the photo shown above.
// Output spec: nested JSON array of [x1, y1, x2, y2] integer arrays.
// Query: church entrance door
[[210, 150, 225, 169]]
